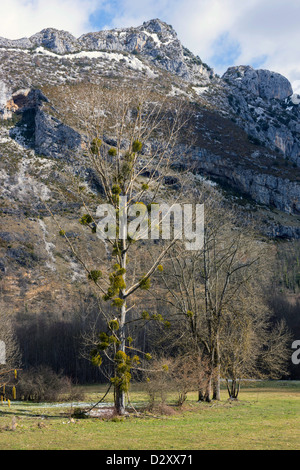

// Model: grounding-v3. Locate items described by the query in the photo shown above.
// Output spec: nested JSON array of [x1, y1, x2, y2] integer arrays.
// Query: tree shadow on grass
[[0, 409, 64, 419]]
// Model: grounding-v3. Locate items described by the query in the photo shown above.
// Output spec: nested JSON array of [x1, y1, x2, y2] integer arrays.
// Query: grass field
[[0, 381, 299, 450]]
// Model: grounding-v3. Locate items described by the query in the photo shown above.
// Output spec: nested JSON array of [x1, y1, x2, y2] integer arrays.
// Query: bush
[[144, 358, 171, 409], [16, 366, 74, 402], [71, 407, 89, 419], [144, 355, 208, 409]]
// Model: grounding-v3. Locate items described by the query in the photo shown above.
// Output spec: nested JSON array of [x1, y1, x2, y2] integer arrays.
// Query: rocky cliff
[[0, 19, 213, 83], [223, 66, 293, 100], [222, 66, 300, 167], [0, 20, 299, 214], [0, 18, 299, 316]]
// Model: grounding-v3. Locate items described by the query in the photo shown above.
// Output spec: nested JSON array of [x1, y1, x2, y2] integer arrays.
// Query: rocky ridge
[[0, 18, 299, 315], [0, 19, 213, 83], [0, 21, 299, 218], [222, 66, 300, 167], [0, 19, 299, 166], [0, 20, 299, 222]]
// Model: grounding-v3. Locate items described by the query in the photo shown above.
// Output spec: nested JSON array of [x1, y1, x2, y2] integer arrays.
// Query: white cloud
[[293, 81, 300, 96], [0, 0, 101, 39], [221, 0, 300, 88]]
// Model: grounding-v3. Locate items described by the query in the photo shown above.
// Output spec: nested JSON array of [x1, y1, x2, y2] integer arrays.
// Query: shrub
[[16, 366, 72, 402], [143, 355, 209, 408], [144, 358, 171, 409], [71, 407, 89, 419]]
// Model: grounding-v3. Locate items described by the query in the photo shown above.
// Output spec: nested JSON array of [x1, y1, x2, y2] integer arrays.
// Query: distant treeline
[[12, 291, 300, 382], [13, 303, 154, 384], [11, 239, 300, 383], [268, 293, 300, 380], [15, 311, 107, 384]]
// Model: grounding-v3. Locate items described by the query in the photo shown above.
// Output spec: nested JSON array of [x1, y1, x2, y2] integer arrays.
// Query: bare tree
[[0, 305, 21, 393], [221, 288, 291, 399], [49, 81, 192, 415], [142, 354, 209, 409], [157, 197, 286, 402]]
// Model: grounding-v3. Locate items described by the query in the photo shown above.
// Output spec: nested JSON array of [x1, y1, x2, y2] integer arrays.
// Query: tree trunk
[[212, 372, 221, 400], [226, 379, 240, 400], [212, 335, 221, 400], [114, 235, 127, 416], [231, 379, 240, 399], [115, 377, 126, 415], [204, 370, 212, 402]]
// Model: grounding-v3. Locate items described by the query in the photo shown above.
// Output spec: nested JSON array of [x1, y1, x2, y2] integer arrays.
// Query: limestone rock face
[[0, 19, 213, 83], [0, 36, 32, 49], [35, 108, 82, 159], [223, 66, 293, 100], [187, 148, 300, 216], [79, 19, 213, 81], [256, 69, 293, 100], [0, 81, 12, 119], [0, 81, 10, 106], [29, 28, 78, 54], [0, 84, 47, 120], [0, 17, 299, 329], [0, 19, 298, 232], [222, 66, 300, 166], [141, 18, 174, 35]]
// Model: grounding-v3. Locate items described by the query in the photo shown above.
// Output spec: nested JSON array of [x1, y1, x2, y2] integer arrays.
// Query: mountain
[[0, 19, 213, 83], [0, 19, 299, 316]]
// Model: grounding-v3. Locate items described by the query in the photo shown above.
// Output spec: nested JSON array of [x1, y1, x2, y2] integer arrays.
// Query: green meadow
[[0, 381, 299, 450]]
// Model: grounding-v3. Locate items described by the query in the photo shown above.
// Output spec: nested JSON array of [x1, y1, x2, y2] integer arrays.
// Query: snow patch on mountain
[[291, 94, 300, 105], [32, 46, 158, 77]]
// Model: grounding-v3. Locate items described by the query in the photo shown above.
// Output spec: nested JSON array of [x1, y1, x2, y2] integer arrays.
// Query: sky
[[0, 0, 300, 93]]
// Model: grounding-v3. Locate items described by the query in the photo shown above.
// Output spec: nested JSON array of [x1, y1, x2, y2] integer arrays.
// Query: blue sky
[[1, 0, 300, 92], [89, 1, 121, 30]]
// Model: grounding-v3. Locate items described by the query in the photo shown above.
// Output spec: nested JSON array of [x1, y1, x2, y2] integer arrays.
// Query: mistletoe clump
[[108, 147, 117, 157], [132, 140, 143, 153], [109, 272, 126, 290], [141, 310, 150, 320], [121, 161, 133, 179], [112, 184, 121, 195], [91, 353, 103, 367], [111, 351, 132, 393], [139, 276, 151, 290], [98, 332, 110, 350], [88, 270, 102, 283], [112, 241, 123, 257], [90, 138, 102, 154], [80, 214, 93, 226], [112, 298, 125, 308], [108, 319, 120, 331], [103, 265, 126, 303], [151, 313, 164, 322]]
